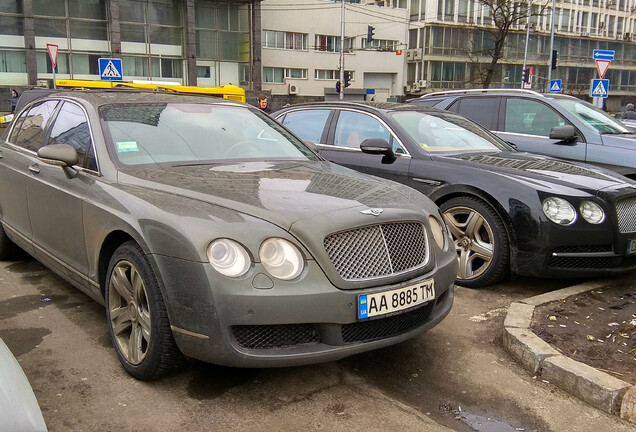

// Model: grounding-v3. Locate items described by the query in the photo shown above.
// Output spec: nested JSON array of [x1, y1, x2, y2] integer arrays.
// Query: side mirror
[[38, 143, 79, 167], [360, 138, 396, 164], [549, 125, 577, 142]]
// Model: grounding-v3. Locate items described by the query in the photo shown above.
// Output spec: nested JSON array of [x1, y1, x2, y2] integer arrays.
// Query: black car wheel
[[440, 197, 509, 288], [0, 223, 18, 260], [105, 241, 183, 380]]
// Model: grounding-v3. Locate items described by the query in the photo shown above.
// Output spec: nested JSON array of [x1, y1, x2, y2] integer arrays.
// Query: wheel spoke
[[443, 214, 465, 239], [139, 309, 151, 341], [112, 313, 132, 337], [457, 248, 472, 279], [131, 268, 145, 304], [129, 323, 142, 364], [470, 240, 493, 260], [111, 265, 134, 302], [464, 211, 485, 239]]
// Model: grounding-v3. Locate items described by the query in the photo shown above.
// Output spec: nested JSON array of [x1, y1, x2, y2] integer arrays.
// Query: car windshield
[[390, 110, 511, 153], [100, 103, 319, 166], [553, 98, 632, 134]]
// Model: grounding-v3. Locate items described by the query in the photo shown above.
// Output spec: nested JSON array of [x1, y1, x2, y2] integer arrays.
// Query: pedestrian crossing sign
[[590, 79, 609, 98], [549, 79, 562, 93], [98, 58, 123, 81]]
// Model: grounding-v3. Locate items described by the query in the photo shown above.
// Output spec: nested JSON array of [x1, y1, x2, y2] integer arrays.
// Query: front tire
[[440, 197, 509, 288], [105, 241, 183, 380]]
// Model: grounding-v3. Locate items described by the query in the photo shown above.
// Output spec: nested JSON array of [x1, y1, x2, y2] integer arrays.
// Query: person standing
[[258, 94, 272, 114], [623, 103, 636, 120], [10, 89, 19, 113]]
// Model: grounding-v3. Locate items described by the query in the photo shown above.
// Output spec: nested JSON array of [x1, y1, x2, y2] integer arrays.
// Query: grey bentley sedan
[[0, 90, 457, 380]]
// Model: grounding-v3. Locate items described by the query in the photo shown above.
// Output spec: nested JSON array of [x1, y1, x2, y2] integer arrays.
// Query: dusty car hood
[[440, 151, 636, 193], [599, 133, 636, 150], [117, 160, 429, 230]]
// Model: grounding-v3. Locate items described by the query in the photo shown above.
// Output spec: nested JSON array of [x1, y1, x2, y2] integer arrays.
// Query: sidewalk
[[502, 278, 636, 424]]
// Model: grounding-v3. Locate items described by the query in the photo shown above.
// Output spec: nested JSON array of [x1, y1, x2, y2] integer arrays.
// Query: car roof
[[276, 100, 445, 115], [417, 89, 579, 102], [20, 88, 244, 109]]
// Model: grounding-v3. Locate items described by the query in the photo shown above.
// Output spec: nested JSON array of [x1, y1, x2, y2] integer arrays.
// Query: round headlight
[[542, 197, 577, 225], [579, 201, 605, 224], [429, 215, 446, 249], [259, 238, 304, 280], [207, 239, 251, 277]]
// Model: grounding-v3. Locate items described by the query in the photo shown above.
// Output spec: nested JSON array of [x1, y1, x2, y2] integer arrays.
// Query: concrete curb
[[502, 279, 635, 424]]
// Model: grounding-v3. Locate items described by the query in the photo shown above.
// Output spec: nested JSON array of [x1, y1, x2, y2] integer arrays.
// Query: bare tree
[[467, 0, 550, 88]]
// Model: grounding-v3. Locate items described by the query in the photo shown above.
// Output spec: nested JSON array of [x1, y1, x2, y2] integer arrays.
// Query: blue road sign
[[549, 79, 562, 93], [590, 79, 609, 98], [593, 50, 615, 61], [98, 58, 123, 81]]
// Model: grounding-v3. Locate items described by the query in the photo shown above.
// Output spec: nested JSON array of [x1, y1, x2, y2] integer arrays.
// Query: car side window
[[280, 109, 330, 144], [452, 97, 499, 130], [49, 102, 97, 171], [504, 98, 567, 137], [334, 111, 397, 151], [10, 100, 59, 152]]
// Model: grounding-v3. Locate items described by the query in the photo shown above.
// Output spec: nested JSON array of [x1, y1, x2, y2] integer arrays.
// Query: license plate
[[358, 279, 435, 320], [628, 239, 636, 255]]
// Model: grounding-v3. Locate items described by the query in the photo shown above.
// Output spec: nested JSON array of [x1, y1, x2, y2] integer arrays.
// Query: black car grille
[[341, 301, 435, 343], [232, 324, 320, 349], [548, 254, 636, 269], [324, 222, 428, 280], [231, 299, 440, 350], [552, 245, 612, 254], [616, 196, 636, 233]]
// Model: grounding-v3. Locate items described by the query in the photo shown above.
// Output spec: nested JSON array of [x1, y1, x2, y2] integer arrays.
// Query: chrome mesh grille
[[324, 222, 428, 280], [616, 196, 636, 233]]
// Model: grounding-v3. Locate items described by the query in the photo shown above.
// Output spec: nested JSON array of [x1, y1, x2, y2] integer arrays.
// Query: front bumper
[[153, 249, 456, 368]]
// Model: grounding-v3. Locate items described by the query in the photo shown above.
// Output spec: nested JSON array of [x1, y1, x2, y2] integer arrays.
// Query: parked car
[[0, 90, 457, 380], [273, 101, 636, 288], [0, 338, 47, 431], [408, 89, 636, 179]]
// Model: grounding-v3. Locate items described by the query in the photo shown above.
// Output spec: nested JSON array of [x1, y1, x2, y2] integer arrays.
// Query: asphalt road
[[1, 256, 634, 432]]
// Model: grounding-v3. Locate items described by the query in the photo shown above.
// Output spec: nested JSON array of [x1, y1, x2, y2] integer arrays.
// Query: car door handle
[[28, 164, 40, 174]]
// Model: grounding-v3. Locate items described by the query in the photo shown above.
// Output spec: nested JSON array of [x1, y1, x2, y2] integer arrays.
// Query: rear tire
[[440, 196, 509, 288], [105, 241, 184, 380]]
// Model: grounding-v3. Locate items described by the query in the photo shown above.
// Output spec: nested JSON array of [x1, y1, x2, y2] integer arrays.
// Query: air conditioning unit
[[404, 84, 412, 92], [413, 49, 423, 60], [406, 49, 414, 60], [606, 0, 614, 6], [625, 32, 632, 40], [288, 83, 299, 95], [418, 80, 428, 88], [616, 34, 624, 40], [411, 83, 420, 91]]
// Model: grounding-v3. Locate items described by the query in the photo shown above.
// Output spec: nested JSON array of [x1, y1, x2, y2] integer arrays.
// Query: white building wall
[[261, 0, 408, 97]]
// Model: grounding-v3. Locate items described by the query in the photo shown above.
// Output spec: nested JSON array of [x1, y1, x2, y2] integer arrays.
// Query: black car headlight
[[207, 239, 251, 277], [259, 238, 304, 280], [579, 201, 605, 224], [542, 197, 577, 225]]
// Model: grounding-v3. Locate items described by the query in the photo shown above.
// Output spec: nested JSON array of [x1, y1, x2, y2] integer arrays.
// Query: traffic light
[[521, 67, 531, 83], [336, 80, 341, 93], [551, 49, 558, 70], [344, 72, 351, 88], [367, 25, 375, 43]]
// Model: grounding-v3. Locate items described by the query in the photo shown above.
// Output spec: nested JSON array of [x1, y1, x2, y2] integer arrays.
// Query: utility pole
[[339, 0, 345, 100], [522, 16, 530, 89], [547, 0, 556, 87]]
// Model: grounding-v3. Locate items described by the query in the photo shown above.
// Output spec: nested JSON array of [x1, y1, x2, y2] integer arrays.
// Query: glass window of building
[[263, 67, 285, 83]]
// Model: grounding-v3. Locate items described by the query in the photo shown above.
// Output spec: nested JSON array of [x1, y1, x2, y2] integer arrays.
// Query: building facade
[[0, 0, 255, 89], [406, 0, 636, 108], [260, 0, 409, 101]]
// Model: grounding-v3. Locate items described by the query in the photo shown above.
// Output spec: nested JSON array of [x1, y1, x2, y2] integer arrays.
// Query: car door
[[0, 100, 60, 253], [26, 101, 96, 281], [495, 97, 587, 162], [318, 109, 413, 185]]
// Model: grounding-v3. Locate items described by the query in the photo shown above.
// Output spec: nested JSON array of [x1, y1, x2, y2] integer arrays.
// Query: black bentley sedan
[[273, 102, 636, 288]]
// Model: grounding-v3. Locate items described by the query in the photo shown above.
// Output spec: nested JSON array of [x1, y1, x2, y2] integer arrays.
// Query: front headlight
[[259, 238, 304, 280], [579, 201, 605, 224], [207, 239, 251, 277], [429, 215, 446, 249], [542, 197, 577, 225]]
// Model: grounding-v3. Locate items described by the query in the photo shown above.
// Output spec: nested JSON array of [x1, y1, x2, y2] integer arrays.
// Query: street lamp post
[[547, 0, 556, 87]]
